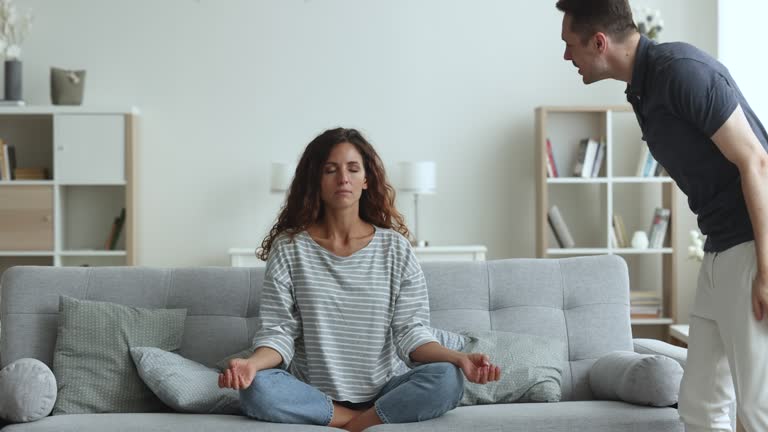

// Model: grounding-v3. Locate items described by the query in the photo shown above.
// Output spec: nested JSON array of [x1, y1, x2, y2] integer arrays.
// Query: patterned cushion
[[459, 331, 565, 405], [51, 296, 187, 414], [131, 347, 240, 414]]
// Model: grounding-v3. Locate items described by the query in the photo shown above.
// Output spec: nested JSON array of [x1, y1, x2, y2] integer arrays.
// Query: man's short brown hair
[[556, 0, 638, 43]]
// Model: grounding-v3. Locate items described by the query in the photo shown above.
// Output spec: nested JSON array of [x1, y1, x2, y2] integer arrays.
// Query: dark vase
[[4, 60, 22, 101]]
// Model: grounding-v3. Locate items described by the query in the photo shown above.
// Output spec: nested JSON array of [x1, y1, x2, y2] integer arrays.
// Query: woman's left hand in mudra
[[458, 353, 501, 384]]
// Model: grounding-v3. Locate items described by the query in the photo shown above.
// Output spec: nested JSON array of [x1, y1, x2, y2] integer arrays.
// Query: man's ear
[[594, 32, 608, 53]]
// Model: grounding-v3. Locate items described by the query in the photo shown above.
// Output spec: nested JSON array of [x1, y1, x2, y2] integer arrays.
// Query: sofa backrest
[[421, 255, 633, 401], [0, 255, 632, 401]]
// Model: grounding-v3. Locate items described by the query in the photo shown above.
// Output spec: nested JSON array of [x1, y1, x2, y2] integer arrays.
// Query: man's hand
[[752, 271, 768, 321], [218, 358, 258, 390], [457, 353, 501, 384]]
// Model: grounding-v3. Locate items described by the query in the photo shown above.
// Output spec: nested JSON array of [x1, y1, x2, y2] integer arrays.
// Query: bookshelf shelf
[[0, 180, 55, 186], [0, 109, 136, 275], [535, 105, 677, 332], [546, 247, 674, 255], [0, 251, 54, 257], [631, 318, 675, 326], [59, 250, 127, 257]]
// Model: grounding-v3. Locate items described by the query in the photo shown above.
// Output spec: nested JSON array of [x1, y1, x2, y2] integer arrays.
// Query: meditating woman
[[218, 127, 500, 431]]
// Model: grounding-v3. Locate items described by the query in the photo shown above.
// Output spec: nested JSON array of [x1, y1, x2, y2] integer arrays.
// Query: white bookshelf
[[0, 106, 137, 275], [535, 105, 677, 328]]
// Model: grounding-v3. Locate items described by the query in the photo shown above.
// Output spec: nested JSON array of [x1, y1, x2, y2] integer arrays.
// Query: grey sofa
[[0, 255, 692, 431]]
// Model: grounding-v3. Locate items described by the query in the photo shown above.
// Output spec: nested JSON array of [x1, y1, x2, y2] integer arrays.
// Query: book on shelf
[[105, 208, 127, 250], [545, 138, 559, 178], [590, 139, 606, 177], [572, 138, 599, 178], [612, 214, 628, 248], [0, 141, 18, 180], [547, 205, 575, 248], [648, 207, 671, 248], [635, 146, 659, 177]]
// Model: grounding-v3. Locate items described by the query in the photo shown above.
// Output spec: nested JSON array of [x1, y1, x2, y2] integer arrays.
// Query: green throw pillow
[[51, 296, 187, 415]]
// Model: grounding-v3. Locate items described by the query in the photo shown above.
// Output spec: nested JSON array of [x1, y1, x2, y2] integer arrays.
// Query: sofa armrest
[[633, 338, 687, 368]]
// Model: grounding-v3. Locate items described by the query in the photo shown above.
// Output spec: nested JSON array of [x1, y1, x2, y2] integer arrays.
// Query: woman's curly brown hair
[[257, 127, 410, 260]]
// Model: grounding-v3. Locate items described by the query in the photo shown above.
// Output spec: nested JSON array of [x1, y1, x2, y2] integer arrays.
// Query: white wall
[[718, 0, 767, 121], [17, 0, 714, 307]]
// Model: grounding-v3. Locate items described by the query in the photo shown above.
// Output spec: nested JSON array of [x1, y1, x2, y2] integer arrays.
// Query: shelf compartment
[[0, 185, 54, 250], [58, 185, 126, 251], [547, 183, 608, 250], [59, 255, 126, 267]]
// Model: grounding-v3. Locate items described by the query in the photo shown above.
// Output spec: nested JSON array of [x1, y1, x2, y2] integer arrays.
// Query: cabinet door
[[0, 186, 54, 250], [54, 115, 125, 183]]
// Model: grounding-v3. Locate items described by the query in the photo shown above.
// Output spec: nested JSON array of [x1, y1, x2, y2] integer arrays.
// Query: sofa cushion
[[589, 351, 683, 407], [459, 331, 565, 405], [52, 296, 187, 414], [0, 358, 57, 422], [131, 347, 240, 414]]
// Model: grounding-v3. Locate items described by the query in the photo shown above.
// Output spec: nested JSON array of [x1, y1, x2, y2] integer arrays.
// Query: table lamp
[[398, 161, 436, 247]]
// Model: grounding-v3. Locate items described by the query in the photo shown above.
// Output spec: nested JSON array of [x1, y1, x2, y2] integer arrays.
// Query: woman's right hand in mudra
[[218, 358, 258, 390]]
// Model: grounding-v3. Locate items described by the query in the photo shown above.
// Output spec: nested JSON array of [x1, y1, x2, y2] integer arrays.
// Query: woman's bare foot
[[343, 407, 383, 432], [328, 403, 366, 428]]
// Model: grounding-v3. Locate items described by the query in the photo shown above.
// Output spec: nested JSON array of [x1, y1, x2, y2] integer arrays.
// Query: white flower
[[6, 44, 20, 59], [0, 0, 31, 60]]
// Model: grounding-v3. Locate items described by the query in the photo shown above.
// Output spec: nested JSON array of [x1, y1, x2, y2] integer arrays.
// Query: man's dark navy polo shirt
[[626, 35, 768, 252]]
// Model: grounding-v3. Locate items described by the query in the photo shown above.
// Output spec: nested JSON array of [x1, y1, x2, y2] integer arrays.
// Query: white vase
[[631, 231, 649, 249]]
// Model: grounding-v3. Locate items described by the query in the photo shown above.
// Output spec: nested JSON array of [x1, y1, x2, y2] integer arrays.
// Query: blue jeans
[[239, 362, 464, 425]]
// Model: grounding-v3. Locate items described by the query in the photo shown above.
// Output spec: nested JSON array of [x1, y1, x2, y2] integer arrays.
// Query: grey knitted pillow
[[52, 296, 187, 415], [131, 347, 240, 414]]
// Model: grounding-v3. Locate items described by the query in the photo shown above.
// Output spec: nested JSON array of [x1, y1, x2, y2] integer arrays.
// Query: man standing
[[555, 1, 768, 431]]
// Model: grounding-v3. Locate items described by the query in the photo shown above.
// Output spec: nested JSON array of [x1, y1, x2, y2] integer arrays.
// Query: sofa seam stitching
[[486, 262, 492, 330], [559, 260, 574, 398], [165, 269, 173, 308], [84, 267, 92, 299]]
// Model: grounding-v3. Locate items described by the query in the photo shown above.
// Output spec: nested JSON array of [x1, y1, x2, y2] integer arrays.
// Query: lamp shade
[[398, 161, 436, 194], [270, 162, 296, 193]]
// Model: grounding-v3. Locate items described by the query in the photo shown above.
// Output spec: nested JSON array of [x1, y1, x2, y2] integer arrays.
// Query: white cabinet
[[54, 115, 125, 184], [0, 106, 137, 276]]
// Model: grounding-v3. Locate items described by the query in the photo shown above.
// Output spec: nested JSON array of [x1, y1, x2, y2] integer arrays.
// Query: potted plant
[[0, 0, 32, 101]]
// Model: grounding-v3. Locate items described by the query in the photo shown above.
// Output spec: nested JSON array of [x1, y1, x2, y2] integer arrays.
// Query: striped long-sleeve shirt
[[251, 226, 437, 402]]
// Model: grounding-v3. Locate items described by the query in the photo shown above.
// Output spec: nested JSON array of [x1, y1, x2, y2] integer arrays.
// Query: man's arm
[[711, 104, 768, 320]]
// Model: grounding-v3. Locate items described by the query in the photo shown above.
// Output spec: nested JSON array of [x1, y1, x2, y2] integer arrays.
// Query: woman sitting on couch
[[218, 127, 500, 431]]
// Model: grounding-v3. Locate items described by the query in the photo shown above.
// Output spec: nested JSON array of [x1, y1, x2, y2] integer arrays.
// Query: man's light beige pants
[[678, 241, 768, 432]]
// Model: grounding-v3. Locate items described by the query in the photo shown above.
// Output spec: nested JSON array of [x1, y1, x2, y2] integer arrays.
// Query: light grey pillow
[[459, 331, 565, 405], [0, 358, 57, 422], [130, 347, 240, 414], [391, 327, 469, 376], [52, 296, 187, 415], [590, 350, 683, 407]]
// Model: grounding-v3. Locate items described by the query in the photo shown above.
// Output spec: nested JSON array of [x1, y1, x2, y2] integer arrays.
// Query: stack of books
[[571, 137, 606, 178], [630, 290, 662, 319]]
